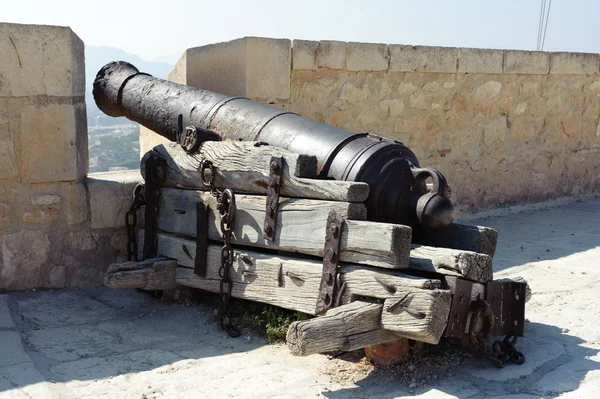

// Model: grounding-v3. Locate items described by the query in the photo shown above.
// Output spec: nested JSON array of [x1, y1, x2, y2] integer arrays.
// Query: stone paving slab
[[0, 331, 31, 368], [0, 296, 15, 329]]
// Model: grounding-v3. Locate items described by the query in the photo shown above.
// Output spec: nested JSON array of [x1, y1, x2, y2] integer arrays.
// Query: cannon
[[93, 61, 454, 230]]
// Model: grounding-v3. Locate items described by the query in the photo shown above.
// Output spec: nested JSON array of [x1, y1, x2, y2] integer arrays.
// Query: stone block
[[317, 41, 346, 69], [185, 37, 291, 102], [0, 23, 85, 97], [504, 50, 550, 74], [245, 37, 291, 101], [389, 45, 457, 73], [0, 99, 19, 180], [0, 230, 50, 290], [550, 52, 599, 75], [66, 182, 88, 225], [346, 42, 388, 71], [292, 40, 318, 70], [165, 53, 186, 84], [458, 48, 503, 73], [20, 104, 84, 183], [87, 170, 143, 229]]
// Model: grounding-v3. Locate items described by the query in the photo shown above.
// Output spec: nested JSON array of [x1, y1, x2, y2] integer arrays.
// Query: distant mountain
[[85, 46, 174, 91]]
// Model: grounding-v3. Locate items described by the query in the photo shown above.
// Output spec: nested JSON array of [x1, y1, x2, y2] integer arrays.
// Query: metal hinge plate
[[194, 199, 209, 277]]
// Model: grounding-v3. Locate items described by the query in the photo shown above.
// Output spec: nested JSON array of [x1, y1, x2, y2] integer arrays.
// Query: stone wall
[[141, 38, 600, 213], [0, 23, 140, 291]]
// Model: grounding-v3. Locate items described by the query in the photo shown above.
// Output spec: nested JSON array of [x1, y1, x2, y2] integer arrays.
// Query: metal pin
[[285, 271, 305, 282], [242, 270, 258, 277], [182, 244, 193, 259], [277, 263, 284, 287], [374, 276, 397, 295]]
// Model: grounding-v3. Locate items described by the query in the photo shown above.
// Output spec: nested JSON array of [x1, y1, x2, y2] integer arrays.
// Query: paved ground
[[1, 195, 599, 398]]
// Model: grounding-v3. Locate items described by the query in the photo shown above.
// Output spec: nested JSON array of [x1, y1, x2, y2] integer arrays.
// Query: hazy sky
[[3, 0, 600, 62]]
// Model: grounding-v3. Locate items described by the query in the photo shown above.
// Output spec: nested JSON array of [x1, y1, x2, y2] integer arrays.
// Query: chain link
[[201, 160, 241, 338], [125, 183, 146, 261]]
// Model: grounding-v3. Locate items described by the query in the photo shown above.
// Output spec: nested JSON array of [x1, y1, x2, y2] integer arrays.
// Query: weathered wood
[[408, 245, 493, 283], [157, 188, 411, 269], [146, 143, 370, 202], [159, 234, 442, 315], [380, 290, 451, 344], [286, 301, 403, 356], [104, 258, 177, 290], [413, 223, 498, 258]]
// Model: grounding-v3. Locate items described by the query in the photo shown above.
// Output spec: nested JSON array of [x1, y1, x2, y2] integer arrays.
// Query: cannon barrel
[[93, 61, 453, 230]]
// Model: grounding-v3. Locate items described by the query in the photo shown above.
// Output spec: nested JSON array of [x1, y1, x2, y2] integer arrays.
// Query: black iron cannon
[[93, 61, 454, 230]]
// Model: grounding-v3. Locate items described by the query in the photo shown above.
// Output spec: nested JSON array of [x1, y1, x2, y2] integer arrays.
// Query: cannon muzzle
[[93, 61, 454, 230]]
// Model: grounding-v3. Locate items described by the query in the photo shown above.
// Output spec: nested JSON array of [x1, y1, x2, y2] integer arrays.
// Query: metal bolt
[[270, 160, 280, 174]]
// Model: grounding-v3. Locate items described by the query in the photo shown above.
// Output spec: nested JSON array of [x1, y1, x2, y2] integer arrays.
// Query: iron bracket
[[142, 152, 165, 260], [263, 157, 283, 241], [315, 211, 344, 315], [443, 276, 474, 339], [194, 199, 209, 277], [486, 280, 527, 337]]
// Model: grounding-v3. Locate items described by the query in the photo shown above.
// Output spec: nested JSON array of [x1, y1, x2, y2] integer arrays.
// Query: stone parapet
[[0, 23, 133, 291], [291, 40, 600, 75]]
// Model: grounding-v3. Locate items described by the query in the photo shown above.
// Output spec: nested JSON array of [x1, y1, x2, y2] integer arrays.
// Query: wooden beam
[[408, 245, 493, 283], [104, 258, 177, 290], [146, 143, 370, 202], [157, 188, 411, 269], [380, 290, 451, 344], [412, 223, 498, 258], [286, 301, 403, 356], [159, 234, 443, 315]]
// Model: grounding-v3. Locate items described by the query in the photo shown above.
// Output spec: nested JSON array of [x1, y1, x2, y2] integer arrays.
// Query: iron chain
[[125, 183, 146, 261], [201, 159, 241, 338]]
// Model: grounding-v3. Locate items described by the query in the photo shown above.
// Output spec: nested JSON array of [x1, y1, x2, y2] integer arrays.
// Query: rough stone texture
[[389, 45, 457, 73], [283, 67, 600, 212], [0, 23, 133, 291], [87, 170, 143, 229], [20, 104, 80, 183], [550, 52, 599, 75], [0, 198, 599, 398], [292, 40, 318, 70], [458, 47, 504, 73], [317, 40, 346, 70], [245, 37, 291, 101], [0, 230, 50, 290], [0, 23, 85, 97], [504, 50, 551, 74], [346, 42, 388, 71]]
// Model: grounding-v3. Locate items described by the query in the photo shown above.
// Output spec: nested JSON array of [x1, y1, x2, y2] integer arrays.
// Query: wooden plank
[[286, 301, 404, 356], [380, 290, 451, 344], [408, 245, 493, 283], [104, 258, 177, 290], [160, 234, 442, 315], [157, 188, 411, 269], [146, 143, 370, 202], [412, 223, 498, 258]]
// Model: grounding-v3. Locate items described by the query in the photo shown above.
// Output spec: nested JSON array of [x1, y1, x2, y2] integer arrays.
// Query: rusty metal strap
[[486, 280, 527, 337], [315, 211, 344, 315]]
